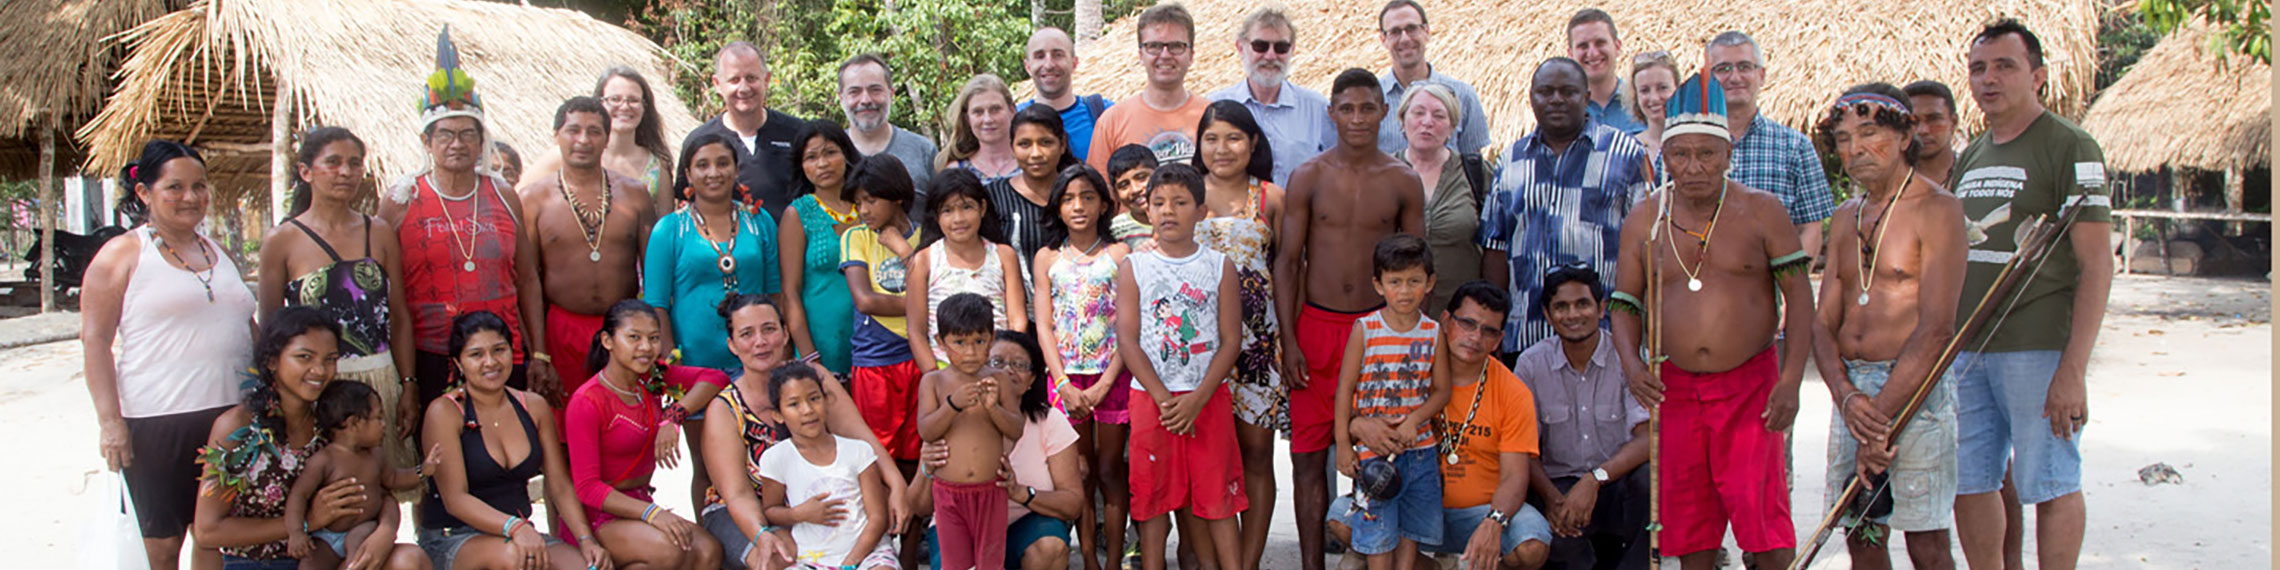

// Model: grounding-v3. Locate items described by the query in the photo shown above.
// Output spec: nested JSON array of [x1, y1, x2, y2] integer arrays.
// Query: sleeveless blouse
[[282, 216, 392, 358], [701, 381, 791, 507], [1046, 248, 1119, 374], [1192, 181, 1283, 420], [923, 243, 1009, 363], [116, 226, 253, 418], [789, 195, 855, 373], [399, 175, 523, 357]]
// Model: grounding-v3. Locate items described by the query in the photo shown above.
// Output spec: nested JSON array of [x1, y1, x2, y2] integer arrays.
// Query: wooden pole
[[2224, 168, 2245, 234], [37, 122, 56, 313], [269, 77, 293, 226]]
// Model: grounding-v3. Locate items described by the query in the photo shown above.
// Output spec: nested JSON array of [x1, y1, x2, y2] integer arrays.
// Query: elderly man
[[839, 53, 939, 193], [1810, 82, 1967, 570], [1373, 0, 1492, 155], [1086, 4, 1211, 169], [1566, 8, 1644, 135], [1947, 20, 2110, 570], [683, 41, 806, 215], [1478, 58, 1652, 357], [1610, 73, 1820, 570], [1703, 31, 1837, 259], [1209, 6, 1335, 189], [1019, 27, 1113, 163], [1902, 80, 1960, 184]]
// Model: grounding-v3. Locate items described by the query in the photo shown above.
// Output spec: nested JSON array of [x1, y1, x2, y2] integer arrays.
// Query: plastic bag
[[78, 471, 150, 570]]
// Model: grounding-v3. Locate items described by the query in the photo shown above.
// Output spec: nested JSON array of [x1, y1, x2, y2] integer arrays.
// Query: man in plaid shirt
[[1705, 31, 1838, 259]]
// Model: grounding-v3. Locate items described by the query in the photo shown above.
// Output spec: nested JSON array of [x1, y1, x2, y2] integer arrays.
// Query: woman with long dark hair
[[988, 104, 1081, 287], [645, 133, 783, 375], [1191, 99, 1288, 569], [192, 307, 429, 570], [80, 139, 259, 570], [257, 127, 420, 490], [778, 120, 864, 375], [562, 300, 727, 570]]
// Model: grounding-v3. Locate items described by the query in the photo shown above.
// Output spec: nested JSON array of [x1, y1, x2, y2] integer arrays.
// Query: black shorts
[[122, 405, 235, 538]]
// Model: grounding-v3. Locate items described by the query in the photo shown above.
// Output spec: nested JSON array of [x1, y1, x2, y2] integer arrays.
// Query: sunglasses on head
[[1249, 40, 1292, 55], [1545, 260, 1592, 277]]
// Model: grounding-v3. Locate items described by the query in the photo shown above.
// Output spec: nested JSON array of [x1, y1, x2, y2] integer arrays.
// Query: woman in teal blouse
[[645, 132, 782, 373], [778, 120, 861, 374]]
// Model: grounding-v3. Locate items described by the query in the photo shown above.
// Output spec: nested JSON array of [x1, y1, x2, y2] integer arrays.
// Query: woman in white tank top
[[78, 141, 256, 567]]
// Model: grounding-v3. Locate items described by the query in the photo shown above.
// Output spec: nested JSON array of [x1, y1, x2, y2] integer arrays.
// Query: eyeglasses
[[1382, 23, 1425, 38], [1140, 41, 1192, 56], [988, 357, 1033, 373], [1447, 315, 1504, 339], [1709, 61, 1762, 76], [430, 127, 483, 145], [602, 95, 644, 107], [1249, 40, 1292, 54]]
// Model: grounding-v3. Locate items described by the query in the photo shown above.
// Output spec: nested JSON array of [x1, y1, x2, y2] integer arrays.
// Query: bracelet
[[399, 375, 418, 385], [531, 352, 553, 363], [660, 403, 691, 427], [1020, 486, 1036, 507], [1842, 391, 1871, 409], [503, 516, 525, 537], [641, 504, 662, 523], [947, 394, 967, 413]]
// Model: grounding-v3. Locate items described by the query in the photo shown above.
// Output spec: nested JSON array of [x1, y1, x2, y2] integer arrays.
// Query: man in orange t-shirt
[[1085, 3, 1211, 169]]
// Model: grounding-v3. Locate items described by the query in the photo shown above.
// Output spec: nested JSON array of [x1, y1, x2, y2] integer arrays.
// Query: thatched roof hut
[[2081, 22, 2269, 173], [0, 0, 181, 177], [78, 0, 700, 210], [1053, 0, 2099, 148]]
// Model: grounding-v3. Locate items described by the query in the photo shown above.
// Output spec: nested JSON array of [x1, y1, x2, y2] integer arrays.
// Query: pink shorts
[[1129, 385, 1247, 521], [1061, 372, 1132, 424], [1658, 347, 1794, 555], [933, 478, 1009, 570]]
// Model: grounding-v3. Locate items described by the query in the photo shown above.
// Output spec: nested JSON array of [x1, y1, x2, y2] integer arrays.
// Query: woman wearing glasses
[[523, 68, 679, 214], [909, 331, 1086, 570]]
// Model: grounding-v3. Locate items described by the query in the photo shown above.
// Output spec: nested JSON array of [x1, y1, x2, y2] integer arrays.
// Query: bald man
[[1019, 27, 1113, 162], [682, 41, 806, 216]]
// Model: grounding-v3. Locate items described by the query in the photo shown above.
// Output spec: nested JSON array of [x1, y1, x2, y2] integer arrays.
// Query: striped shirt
[[1353, 311, 1439, 458], [1728, 115, 1837, 225], [986, 178, 1051, 288], [1477, 121, 1652, 352]]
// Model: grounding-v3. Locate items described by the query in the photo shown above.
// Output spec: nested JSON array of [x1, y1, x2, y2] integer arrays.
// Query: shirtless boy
[[1275, 67, 1425, 570], [519, 96, 657, 392], [915, 292, 1025, 570], [1810, 83, 1968, 570], [1608, 74, 1817, 570]]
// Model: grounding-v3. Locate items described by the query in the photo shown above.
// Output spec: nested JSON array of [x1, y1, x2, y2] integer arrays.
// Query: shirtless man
[[1810, 83, 1967, 570], [519, 96, 657, 394], [1276, 67, 1425, 570], [1609, 73, 1815, 570]]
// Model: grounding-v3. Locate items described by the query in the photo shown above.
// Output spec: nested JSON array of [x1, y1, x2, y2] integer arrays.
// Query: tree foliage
[[2096, 10, 2164, 90], [2140, 0, 2270, 63]]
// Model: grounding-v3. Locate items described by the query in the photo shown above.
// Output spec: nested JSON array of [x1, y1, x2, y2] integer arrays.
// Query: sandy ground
[[1, 275, 2268, 569]]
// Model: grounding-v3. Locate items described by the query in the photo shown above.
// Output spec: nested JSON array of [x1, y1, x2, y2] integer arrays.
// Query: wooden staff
[[1646, 183, 1671, 565], [1789, 206, 2083, 570]]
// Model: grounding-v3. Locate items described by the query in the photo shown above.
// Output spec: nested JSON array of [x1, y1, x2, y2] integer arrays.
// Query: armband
[[1769, 251, 1813, 280], [1608, 291, 1645, 316]]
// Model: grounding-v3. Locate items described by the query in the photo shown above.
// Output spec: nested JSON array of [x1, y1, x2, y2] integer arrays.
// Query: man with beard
[[683, 41, 805, 215], [1809, 82, 1967, 570], [1020, 27, 1113, 163], [1902, 80, 1960, 185], [1566, 9, 1645, 135], [1209, 6, 1335, 189], [1704, 31, 1836, 260], [518, 97, 658, 393], [839, 53, 939, 193], [1478, 57, 1652, 358], [1609, 74, 1820, 570], [1086, 4, 1211, 169], [1278, 67, 1425, 570], [1374, 0, 1492, 155], [1513, 265, 1650, 570]]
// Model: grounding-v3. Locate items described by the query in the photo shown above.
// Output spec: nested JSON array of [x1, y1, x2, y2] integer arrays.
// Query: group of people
[[83, 3, 2113, 570]]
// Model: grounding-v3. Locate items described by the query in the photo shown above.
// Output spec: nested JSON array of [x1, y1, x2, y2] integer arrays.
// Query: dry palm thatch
[[78, 0, 699, 207], [1047, 0, 2098, 148], [2082, 22, 2269, 173], [0, 0, 181, 137]]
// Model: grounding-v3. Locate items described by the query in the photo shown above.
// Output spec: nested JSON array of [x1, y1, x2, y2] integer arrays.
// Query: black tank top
[[420, 391, 545, 529]]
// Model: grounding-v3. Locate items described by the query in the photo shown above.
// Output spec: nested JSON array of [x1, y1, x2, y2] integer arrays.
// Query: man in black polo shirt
[[683, 41, 806, 216]]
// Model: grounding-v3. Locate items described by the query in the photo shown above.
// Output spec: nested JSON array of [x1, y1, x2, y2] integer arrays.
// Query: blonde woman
[[1624, 50, 1680, 179], [936, 74, 1021, 184]]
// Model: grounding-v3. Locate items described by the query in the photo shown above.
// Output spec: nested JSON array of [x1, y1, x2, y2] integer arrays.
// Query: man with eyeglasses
[[839, 52, 939, 194], [1512, 265, 1650, 570], [1478, 57, 1652, 360], [683, 41, 806, 215], [1705, 31, 1836, 261], [1018, 27, 1112, 163], [1085, 3, 1211, 170], [518, 96, 658, 396], [1208, 6, 1334, 188], [1566, 8, 1644, 136], [1374, 0, 1492, 155]]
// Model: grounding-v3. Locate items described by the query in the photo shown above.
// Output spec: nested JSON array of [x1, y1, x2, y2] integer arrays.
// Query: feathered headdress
[[419, 26, 486, 131], [1663, 73, 1730, 145]]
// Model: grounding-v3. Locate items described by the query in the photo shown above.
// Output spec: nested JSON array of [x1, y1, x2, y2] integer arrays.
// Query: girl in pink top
[[563, 299, 727, 570]]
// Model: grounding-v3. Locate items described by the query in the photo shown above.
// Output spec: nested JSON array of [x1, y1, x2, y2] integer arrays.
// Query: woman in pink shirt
[[564, 299, 728, 570]]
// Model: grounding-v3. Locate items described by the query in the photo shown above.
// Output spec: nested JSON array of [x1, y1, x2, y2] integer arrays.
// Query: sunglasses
[[1249, 40, 1292, 55], [1545, 260, 1592, 277]]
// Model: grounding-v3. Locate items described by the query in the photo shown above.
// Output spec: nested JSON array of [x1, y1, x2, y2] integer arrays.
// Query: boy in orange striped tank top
[[1332, 234, 1454, 570]]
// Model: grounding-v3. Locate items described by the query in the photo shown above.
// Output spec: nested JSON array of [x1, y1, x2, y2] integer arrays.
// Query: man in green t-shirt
[[1945, 19, 2111, 570]]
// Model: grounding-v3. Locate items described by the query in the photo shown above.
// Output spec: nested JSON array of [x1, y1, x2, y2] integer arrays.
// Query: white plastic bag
[[78, 471, 150, 570]]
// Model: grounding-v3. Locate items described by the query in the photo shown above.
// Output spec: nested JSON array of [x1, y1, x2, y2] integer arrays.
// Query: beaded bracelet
[[661, 403, 691, 427], [641, 504, 662, 524], [502, 515, 525, 537]]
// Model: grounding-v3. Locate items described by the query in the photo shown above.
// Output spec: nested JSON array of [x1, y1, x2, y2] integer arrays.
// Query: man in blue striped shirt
[[1478, 57, 1653, 358]]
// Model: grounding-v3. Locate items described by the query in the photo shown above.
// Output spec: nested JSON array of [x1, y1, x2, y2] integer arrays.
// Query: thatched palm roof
[[0, 0, 180, 137], [1056, 0, 2098, 148], [2081, 22, 2269, 173], [78, 0, 699, 205]]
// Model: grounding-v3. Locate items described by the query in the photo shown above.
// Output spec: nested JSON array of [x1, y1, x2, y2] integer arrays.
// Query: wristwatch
[[1485, 509, 1512, 529], [1593, 467, 1612, 484]]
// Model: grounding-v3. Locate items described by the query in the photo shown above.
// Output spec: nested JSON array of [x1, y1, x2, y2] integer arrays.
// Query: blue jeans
[[1953, 350, 2081, 503], [1422, 503, 1553, 556], [1331, 448, 1444, 555], [221, 556, 298, 570]]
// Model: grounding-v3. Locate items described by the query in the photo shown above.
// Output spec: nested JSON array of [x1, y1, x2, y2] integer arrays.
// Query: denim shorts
[[1422, 502, 1553, 556], [1952, 350, 2081, 503], [1826, 360, 1958, 532], [701, 504, 757, 570], [221, 556, 298, 570], [1329, 448, 1444, 555], [418, 525, 563, 570]]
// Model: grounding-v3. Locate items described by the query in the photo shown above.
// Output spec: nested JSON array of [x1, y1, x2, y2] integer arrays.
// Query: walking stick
[[1645, 184, 1671, 567], [1788, 206, 2085, 570]]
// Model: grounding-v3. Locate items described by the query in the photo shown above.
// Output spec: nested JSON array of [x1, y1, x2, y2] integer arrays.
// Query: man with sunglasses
[[1373, 0, 1492, 155], [1512, 265, 1651, 570], [1085, 3, 1210, 170], [1705, 31, 1836, 262], [1208, 6, 1335, 189]]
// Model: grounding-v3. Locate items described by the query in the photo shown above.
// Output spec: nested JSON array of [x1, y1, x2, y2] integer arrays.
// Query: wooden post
[[269, 77, 293, 225], [37, 122, 55, 313], [2225, 168, 2246, 235]]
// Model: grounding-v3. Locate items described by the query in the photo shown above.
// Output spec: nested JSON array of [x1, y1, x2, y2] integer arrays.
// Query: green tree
[[2096, 10, 2165, 90], [2140, 0, 2270, 63]]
